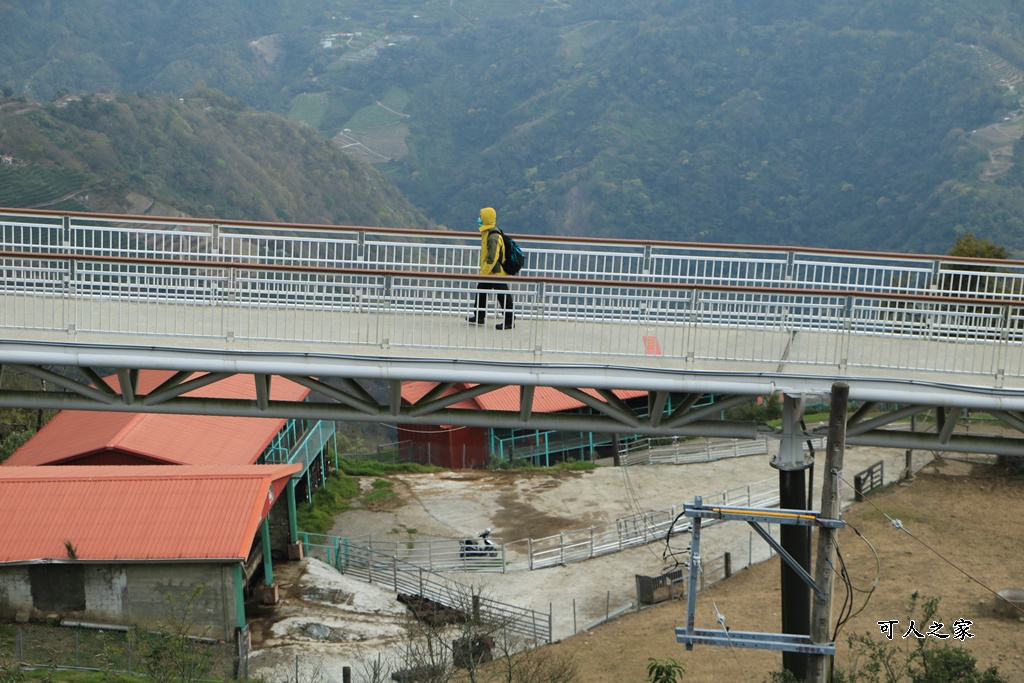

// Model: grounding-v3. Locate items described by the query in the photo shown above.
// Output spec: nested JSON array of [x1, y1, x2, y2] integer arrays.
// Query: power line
[[837, 472, 1024, 618]]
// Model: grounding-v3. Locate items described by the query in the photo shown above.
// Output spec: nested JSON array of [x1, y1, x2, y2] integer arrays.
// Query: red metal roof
[[0, 465, 300, 563], [5, 371, 311, 467], [401, 382, 647, 413]]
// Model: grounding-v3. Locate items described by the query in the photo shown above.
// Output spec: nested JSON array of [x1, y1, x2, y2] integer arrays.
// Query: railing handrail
[[4, 206, 1023, 270], [3, 248, 1024, 306]]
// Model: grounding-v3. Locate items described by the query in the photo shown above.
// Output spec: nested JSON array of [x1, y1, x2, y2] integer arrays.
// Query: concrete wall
[[0, 562, 240, 641]]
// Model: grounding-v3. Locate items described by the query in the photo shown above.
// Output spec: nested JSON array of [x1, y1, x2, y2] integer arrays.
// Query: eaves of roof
[[0, 464, 300, 564]]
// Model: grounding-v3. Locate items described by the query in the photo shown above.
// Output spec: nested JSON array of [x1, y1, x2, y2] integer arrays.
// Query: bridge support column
[[771, 394, 813, 680]]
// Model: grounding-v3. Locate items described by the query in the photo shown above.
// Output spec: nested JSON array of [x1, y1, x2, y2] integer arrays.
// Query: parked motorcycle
[[459, 528, 498, 559]]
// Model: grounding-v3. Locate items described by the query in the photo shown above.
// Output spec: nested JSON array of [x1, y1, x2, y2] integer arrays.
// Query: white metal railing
[[298, 533, 548, 643], [618, 435, 829, 466], [516, 477, 779, 569], [322, 533, 507, 573], [2, 209, 1024, 384], [6, 208, 1024, 296]]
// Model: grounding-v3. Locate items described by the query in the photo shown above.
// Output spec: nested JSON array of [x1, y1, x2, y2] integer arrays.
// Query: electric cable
[[660, 508, 692, 571], [619, 452, 669, 561], [837, 471, 1024, 619]]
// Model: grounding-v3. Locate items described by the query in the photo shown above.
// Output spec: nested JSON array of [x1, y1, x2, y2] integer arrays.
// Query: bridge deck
[[1, 297, 1020, 407], [3, 208, 1024, 455]]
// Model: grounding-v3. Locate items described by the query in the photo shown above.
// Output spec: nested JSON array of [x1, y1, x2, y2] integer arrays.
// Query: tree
[[838, 592, 1008, 683], [391, 584, 577, 683], [647, 657, 686, 682], [131, 585, 216, 683], [948, 233, 1008, 261], [940, 232, 1011, 296]]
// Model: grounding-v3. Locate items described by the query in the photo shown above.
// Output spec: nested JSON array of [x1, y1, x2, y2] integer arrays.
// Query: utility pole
[[808, 381, 849, 683], [773, 394, 812, 679]]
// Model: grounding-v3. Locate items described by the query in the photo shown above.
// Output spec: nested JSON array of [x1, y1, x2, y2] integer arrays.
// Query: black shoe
[[467, 314, 485, 325], [495, 322, 515, 330]]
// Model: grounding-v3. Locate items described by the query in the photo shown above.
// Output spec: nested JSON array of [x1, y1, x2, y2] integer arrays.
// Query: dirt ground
[[542, 459, 1024, 683], [246, 450, 1024, 683]]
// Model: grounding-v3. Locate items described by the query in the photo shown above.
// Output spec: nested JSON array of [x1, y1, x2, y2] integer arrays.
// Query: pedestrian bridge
[[2, 208, 1024, 457]]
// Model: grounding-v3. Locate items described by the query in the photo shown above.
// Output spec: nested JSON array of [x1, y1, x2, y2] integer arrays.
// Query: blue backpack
[[497, 228, 524, 275]]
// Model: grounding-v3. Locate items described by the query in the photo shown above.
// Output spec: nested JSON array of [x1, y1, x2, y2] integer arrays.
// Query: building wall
[[0, 562, 239, 640], [397, 424, 490, 469]]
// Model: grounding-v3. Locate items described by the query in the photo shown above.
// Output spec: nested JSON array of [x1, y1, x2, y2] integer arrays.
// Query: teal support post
[[287, 480, 298, 544], [233, 564, 246, 629], [261, 517, 274, 586]]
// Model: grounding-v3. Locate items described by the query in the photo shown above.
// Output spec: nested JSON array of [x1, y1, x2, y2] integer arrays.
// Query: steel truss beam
[[2, 344, 1024, 456], [0, 362, 759, 439]]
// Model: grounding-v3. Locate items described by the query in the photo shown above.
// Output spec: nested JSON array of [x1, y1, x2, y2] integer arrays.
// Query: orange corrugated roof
[[5, 371, 311, 466], [401, 381, 646, 413], [0, 465, 300, 563]]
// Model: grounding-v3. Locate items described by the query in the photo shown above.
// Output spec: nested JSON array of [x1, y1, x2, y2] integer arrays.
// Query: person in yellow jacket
[[467, 206, 514, 330]]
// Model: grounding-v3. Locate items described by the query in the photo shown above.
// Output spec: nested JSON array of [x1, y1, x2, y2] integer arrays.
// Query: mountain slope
[[5, 1, 1024, 253], [0, 88, 433, 228]]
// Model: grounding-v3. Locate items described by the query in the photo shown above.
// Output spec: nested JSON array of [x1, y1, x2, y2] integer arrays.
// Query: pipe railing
[[2, 249, 1023, 382], [5, 208, 1024, 298]]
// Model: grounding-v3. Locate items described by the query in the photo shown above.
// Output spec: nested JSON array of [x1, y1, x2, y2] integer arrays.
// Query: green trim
[[261, 518, 274, 585], [233, 564, 246, 628], [287, 481, 298, 543]]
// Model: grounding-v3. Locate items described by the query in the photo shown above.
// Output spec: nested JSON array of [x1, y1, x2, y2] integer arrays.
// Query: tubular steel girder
[[3, 352, 1024, 456]]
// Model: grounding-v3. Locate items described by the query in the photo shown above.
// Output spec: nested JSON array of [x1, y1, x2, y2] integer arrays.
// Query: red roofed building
[[396, 382, 652, 468], [0, 370, 339, 643], [0, 464, 299, 639]]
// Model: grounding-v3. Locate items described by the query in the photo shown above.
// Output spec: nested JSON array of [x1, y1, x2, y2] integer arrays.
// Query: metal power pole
[[772, 394, 813, 680], [808, 381, 849, 683]]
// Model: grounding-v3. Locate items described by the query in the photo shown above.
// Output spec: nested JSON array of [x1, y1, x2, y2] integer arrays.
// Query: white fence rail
[[299, 534, 548, 643], [517, 477, 779, 569], [6, 209, 1024, 298], [619, 435, 829, 466], [3, 256, 1024, 381], [3, 210, 1024, 383]]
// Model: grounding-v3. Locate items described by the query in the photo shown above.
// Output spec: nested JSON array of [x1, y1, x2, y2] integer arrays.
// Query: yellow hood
[[479, 207, 496, 232]]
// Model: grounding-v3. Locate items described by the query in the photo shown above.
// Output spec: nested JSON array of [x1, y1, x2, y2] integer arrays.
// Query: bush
[[337, 456, 441, 476], [0, 429, 34, 464]]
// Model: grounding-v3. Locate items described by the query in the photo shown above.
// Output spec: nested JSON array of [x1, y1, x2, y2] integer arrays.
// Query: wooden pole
[[808, 381, 849, 683]]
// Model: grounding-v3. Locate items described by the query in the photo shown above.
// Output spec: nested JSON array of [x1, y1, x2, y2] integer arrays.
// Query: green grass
[[287, 92, 329, 129], [337, 456, 441, 476], [361, 478, 396, 505], [494, 457, 599, 471], [0, 165, 92, 207], [295, 470, 360, 535], [343, 86, 410, 129]]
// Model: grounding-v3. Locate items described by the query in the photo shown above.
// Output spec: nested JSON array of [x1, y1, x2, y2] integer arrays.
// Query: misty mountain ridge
[[0, 88, 433, 229], [3, 1, 1024, 254]]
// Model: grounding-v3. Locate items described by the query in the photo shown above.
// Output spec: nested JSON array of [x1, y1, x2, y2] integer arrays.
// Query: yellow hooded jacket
[[478, 207, 505, 276]]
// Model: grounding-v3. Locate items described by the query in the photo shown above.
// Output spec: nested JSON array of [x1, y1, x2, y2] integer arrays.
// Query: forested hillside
[[0, 88, 433, 228], [4, 0, 1024, 253]]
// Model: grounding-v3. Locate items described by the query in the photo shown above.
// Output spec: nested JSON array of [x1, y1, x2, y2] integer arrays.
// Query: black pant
[[473, 281, 513, 324]]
